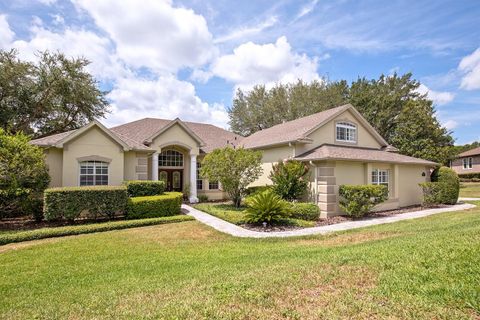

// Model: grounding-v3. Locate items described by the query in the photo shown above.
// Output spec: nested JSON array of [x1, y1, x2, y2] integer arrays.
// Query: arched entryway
[[158, 148, 184, 192]]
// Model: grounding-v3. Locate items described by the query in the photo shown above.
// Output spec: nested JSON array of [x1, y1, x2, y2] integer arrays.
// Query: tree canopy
[[0, 49, 109, 138], [228, 73, 455, 164]]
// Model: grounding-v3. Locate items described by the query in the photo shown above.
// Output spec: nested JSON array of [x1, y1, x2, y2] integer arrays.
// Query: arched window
[[336, 122, 357, 143], [79, 161, 109, 186], [158, 149, 184, 167]]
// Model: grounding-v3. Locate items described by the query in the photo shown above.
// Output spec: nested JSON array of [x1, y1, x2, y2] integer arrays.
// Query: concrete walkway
[[459, 197, 480, 201], [183, 203, 476, 238]]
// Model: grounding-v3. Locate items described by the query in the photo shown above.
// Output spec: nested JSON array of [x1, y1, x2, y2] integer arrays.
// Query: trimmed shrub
[[44, 186, 128, 221], [419, 182, 443, 207], [339, 185, 388, 218], [456, 172, 480, 180], [269, 160, 310, 201], [290, 202, 320, 221], [124, 180, 165, 197], [245, 185, 271, 196], [244, 190, 291, 224], [0, 215, 193, 246], [432, 167, 460, 205], [127, 192, 183, 219], [198, 194, 209, 202]]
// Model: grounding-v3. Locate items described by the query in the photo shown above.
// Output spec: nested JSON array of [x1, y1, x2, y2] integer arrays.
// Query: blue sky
[[0, 0, 479, 144]]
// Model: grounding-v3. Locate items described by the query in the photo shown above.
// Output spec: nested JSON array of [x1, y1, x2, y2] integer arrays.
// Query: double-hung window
[[372, 169, 389, 191], [79, 161, 109, 186], [209, 180, 219, 190], [463, 157, 473, 169], [196, 161, 203, 190], [336, 122, 356, 143]]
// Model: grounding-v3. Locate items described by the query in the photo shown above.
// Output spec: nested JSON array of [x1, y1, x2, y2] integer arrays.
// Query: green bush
[[198, 194, 209, 202], [289, 202, 320, 221], [124, 180, 165, 197], [419, 182, 444, 207], [244, 190, 291, 224], [269, 160, 310, 201], [245, 185, 271, 196], [0, 215, 193, 246], [127, 192, 183, 219], [339, 185, 388, 218], [44, 186, 128, 221], [432, 167, 460, 205]]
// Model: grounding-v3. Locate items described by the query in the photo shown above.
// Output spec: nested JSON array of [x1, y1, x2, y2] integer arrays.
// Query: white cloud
[[37, 0, 57, 5], [0, 15, 14, 49], [443, 119, 458, 130], [417, 84, 455, 106], [214, 16, 278, 44], [459, 48, 480, 90], [73, 0, 217, 73], [295, 0, 319, 20], [212, 36, 320, 90], [106, 76, 229, 128]]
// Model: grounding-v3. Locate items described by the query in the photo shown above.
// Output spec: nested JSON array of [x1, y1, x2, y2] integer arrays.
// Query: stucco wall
[[62, 126, 125, 186], [124, 151, 137, 181], [451, 156, 480, 175], [44, 147, 63, 187], [398, 164, 430, 207], [250, 145, 295, 187], [295, 110, 383, 155]]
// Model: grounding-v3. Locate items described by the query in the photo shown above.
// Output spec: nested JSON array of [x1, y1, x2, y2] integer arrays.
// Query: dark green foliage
[[423, 167, 460, 205], [245, 185, 272, 196], [200, 147, 263, 208], [0, 215, 193, 246], [419, 182, 444, 207], [0, 49, 109, 138], [198, 194, 209, 202], [0, 129, 50, 218], [457, 173, 480, 179], [244, 190, 291, 224], [126, 192, 183, 219], [124, 180, 165, 197], [289, 202, 320, 221], [44, 186, 128, 221], [269, 160, 310, 201], [339, 185, 388, 218]]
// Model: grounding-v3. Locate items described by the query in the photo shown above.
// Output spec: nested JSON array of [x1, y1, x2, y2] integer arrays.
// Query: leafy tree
[[0, 49, 109, 138], [200, 147, 262, 208], [269, 160, 310, 201], [0, 129, 50, 218]]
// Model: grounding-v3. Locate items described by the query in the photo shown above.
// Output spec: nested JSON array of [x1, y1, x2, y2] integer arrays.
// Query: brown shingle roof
[[241, 104, 352, 149], [458, 147, 480, 158], [30, 130, 76, 146], [295, 144, 437, 165]]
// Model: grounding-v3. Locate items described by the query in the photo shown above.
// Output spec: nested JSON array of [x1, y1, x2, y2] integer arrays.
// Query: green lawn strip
[[0, 208, 479, 319], [0, 215, 193, 245], [460, 182, 480, 198], [193, 203, 315, 227]]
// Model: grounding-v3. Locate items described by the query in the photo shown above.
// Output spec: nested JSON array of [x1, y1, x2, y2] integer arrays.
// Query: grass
[[0, 205, 479, 318], [193, 202, 316, 227], [460, 182, 480, 198], [0, 215, 193, 245]]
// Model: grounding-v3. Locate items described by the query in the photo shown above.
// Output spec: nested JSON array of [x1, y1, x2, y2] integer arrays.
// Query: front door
[[159, 169, 183, 192]]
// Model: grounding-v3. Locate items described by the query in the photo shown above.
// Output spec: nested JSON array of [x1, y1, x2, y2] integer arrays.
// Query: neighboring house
[[31, 104, 436, 217], [450, 147, 480, 176]]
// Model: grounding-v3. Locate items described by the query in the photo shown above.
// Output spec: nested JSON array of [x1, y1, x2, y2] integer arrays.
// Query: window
[[336, 122, 356, 143], [463, 157, 473, 169], [159, 149, 183, 167], [159, 171, 168, 185], [209, 180, 219, 190], [79, 161, 108, 186], [372, 169, 389, 190], [196, 161, 203, 190]]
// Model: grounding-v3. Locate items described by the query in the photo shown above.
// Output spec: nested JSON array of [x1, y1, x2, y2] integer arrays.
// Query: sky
[[0, 0, 479, 144]]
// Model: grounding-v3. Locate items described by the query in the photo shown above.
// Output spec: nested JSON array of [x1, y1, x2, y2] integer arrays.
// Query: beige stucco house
[[31, 104, 436, 217], [450, 147, 480, 176]]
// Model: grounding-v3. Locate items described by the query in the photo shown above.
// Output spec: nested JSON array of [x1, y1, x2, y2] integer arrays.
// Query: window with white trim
[[463, 157, 473, 169], [79, 161, 108, 186], [196, 161, 203, 190], [209, 180, 219, 190], [372, 169, 389, 190], [336, 122, 357, 143], [159, 149, 183, 167]]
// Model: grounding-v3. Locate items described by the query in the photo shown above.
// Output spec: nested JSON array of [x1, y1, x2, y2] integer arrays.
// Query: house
[[450, 147, 480, 176], [31, 104, 436, 217]]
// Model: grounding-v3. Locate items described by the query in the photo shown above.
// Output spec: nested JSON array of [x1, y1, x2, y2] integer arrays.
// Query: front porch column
[[189, 153, 199, 203], [151, 152, 159, 181]]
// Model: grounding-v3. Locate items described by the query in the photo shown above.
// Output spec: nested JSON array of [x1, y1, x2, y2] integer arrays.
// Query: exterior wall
[[397, 164, 430, 207], [249, 145, 295, 187], [62, 127, 125, 186], [44, 147, 63, 187], [295, 109, 383, 156], [451, 156, 480, 175]]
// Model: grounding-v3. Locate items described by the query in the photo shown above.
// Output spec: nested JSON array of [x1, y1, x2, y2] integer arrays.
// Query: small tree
[[269, 160, 309, 201], [200, 147, 262, 207], [339, 185, 388, 218], [0, 129, 50, 218]]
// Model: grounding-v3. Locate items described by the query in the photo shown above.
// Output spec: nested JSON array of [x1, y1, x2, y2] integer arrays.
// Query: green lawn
[[193, 202, 316, 227], [1, 203, 479, 319], [460, 182, 480, 198]]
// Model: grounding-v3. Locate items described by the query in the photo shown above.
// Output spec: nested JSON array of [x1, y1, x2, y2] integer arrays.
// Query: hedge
[[44, 186, 128, 221], [339, 185, 388, 218], [245, 185, 271, 196], [127, 192, 183, 219], [124, 180, 165, 197], [0, 215, 193, 246], [289, 202, 320, 221], [420, 167, 460, 206]]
